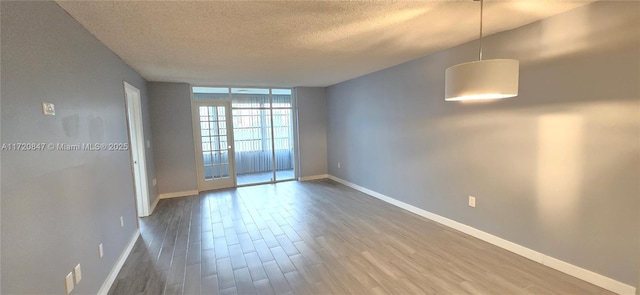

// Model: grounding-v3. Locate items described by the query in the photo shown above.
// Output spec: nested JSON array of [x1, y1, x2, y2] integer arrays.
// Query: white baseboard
[[97, 229, 140, 295], [159, 190, 199, 199], [327, 175, 636, 295], [298, 174, 329, 181]]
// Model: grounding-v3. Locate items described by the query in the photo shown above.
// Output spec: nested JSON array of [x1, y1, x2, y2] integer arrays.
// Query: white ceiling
[[56, 1, 594, 87]]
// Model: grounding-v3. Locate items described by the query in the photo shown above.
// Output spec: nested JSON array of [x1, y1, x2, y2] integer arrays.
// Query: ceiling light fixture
[[445, 0, 519, 102]]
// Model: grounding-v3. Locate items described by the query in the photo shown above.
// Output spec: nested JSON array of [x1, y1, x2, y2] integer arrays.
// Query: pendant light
[[445, 0, 519, 101]]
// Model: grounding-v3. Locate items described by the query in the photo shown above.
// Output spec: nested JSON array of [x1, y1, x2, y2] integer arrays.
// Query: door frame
[[189, 86, 299, 189], [191, 100, 237, 191], [123, 81, 150, 217]]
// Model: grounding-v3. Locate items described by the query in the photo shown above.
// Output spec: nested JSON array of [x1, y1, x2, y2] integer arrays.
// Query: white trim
[[298, 174, 329, 182], [327, 175, 636, 295], [291, 91, 300, 182], [159, 190, 199, 199], [542, 256, 635, 295], [123, 81, 150, 217], [191, 100, 237, 191], [149, 194, 160, 215], [97, 229, 140, 295]]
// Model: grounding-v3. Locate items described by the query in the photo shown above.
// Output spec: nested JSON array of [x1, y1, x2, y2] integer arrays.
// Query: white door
[[193, 101, 236, 191], [124, 82, 150, 217]]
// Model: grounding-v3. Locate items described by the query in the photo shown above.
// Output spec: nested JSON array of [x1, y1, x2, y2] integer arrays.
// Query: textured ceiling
[[56, 1, 594, 87]]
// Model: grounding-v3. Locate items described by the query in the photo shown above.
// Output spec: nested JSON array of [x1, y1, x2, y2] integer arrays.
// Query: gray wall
[[326, 1, 639, 287], [295, 87, 329, 178], [148, 82, 198, 194], [1, 1, 156, 293]]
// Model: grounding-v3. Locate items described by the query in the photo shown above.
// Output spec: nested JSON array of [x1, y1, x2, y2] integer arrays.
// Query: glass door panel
[[233, 107, 273, 186], [193, 86, 296, 188], [194, 102, 236, 191], [273, 107, 295, 181]]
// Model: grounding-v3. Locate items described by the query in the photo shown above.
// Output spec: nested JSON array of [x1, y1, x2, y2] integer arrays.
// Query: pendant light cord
[[479, 0, 484, 61]]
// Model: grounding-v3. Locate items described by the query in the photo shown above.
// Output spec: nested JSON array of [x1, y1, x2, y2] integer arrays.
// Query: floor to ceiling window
[[192, 86, 296, 188]]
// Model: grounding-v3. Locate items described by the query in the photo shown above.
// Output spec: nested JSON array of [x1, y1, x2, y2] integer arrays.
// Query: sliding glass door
[[192, 86, 296, 189], [231, 88, 295, 185], [231, 89, 274, 185], [272, 95, 295, 182]]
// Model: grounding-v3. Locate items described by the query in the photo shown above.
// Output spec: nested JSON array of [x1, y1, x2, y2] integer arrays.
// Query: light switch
[[42, 102, 55, 116], [65, 272, 74, 294], [98, 243, 104, 258], [74, 264, 82, 284]]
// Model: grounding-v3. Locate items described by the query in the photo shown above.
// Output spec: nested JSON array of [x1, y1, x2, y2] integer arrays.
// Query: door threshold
[[236, 178, 296, 188]]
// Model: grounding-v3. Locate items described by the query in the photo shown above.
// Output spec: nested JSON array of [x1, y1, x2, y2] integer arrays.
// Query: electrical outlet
[[337, 162, 341, 169], [74, 264, 82, 284], [120, 216, 124, 227], [98, 243, 104, 258], [152, 178, 157, 186], [468, 196, 476, 208], [42, 102, 56, 116], [64, 272, 74, 294], [146, 140, 151, 148]]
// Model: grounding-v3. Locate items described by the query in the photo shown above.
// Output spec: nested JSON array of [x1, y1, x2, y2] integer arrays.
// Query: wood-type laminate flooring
[[108, 179, 613, 295]]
